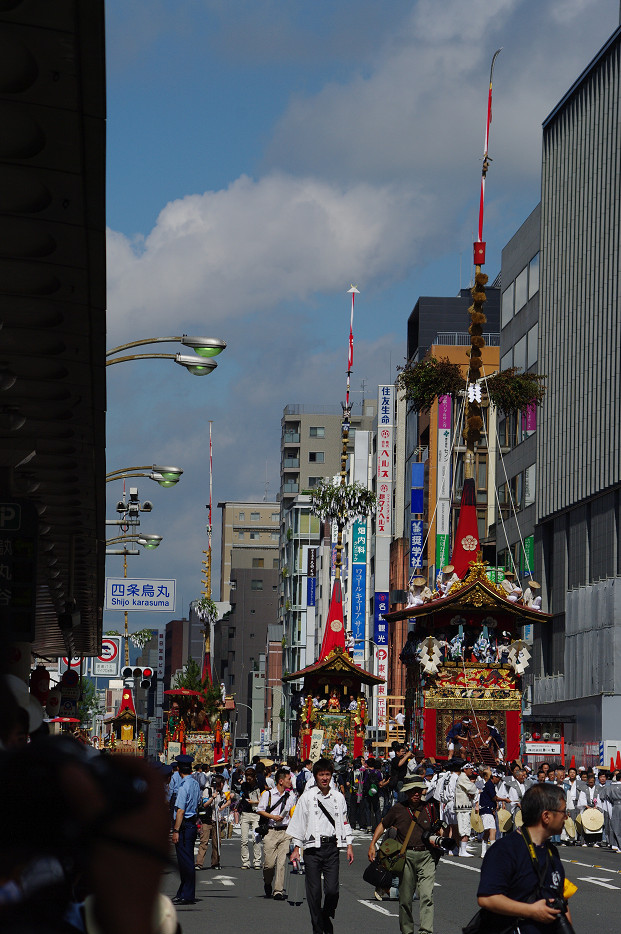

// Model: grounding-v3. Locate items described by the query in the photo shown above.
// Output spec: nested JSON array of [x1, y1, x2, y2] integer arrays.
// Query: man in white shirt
[[332, 738, 347, 764], [288, 758, 353, 934], [257, 768, 296, 900]]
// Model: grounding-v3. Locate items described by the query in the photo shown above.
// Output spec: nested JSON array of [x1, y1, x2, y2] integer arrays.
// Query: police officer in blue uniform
[[172, 754, 201, 905], [169, 761, 183, 826]]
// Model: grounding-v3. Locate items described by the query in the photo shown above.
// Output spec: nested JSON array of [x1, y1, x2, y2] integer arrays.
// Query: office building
[[216, 502, 279, 735], [530, 25, 621, 751]]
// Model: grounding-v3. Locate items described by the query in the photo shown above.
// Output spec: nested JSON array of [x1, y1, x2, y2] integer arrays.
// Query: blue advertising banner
[[307, 577, 316, 607], [351, 565, 366, 658], [410, 519, 424, 569], [411, 488, 424, 514], [374, 592, 389, 646], [411, 462, 425, 488], [352, 519, 367, 564]]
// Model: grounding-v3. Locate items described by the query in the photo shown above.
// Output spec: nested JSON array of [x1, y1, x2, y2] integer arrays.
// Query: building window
[[271, 531, 279, 541], [251, 579, 263, 591], [238, 531, 245, 539], [528, 252, 539, 298], [249, 531, 260, 540], [527, 323, 538, 368], [307, 477, 322, 488], [309, 451, 325, 463], [252, 558, 264, 568], [250, 511, 260, 521], [513, 334, 527, 372], [238, 511, 245, 521], [524, 464, 536, 507], [501, 349, 513, 371], [515, 266, 528, 312], [273, 558, 279, 569], [501, 282, 514, 329], [230, 580, 237, 591], [271, 512, 279, 522], [309, 427, 325, 438]]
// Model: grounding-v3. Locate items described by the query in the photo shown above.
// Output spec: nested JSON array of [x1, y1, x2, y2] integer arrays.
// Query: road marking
[[576, 876, 621, 890], [358, 899, 398, 917], [566, 859, 621, 875], [441, 857, 481, 874], [200, 875, 236, 886]]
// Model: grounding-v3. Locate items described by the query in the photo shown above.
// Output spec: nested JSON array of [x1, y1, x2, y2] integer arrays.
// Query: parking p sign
[[92, 637, 122, 677]]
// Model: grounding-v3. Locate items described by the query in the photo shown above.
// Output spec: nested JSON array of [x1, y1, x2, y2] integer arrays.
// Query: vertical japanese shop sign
[[351, 520, 367, 663], [435, 395, 452, 571]]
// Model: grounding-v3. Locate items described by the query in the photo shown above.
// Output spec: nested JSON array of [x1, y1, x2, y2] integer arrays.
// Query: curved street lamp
[[106, 336, 226, 375], [106, 465, 183, 488], [106, 533, 163, 554]]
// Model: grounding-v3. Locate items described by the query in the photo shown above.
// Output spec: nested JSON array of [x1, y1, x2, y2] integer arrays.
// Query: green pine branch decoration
[[486, 367, 546, 414], [397, 355, 465, 413]]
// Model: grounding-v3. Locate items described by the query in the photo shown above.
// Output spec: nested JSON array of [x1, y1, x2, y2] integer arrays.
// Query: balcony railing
[[283, 432, 300, 444], [282, 482, 299, 494], [283, 457, 300, 469]]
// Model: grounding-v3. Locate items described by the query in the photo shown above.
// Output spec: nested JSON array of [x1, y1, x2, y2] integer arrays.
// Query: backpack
[[296, 770, 308, 795]]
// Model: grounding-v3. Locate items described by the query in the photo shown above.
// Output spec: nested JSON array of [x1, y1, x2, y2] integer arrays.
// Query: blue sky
[[103, 0, 618, 630]]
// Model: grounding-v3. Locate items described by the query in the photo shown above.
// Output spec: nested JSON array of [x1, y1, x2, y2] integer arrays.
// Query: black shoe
[[264, 884, 272, 898], [322, 912, 334, 934], [273, 892, 286, 901], [172, 898, 196, 906]]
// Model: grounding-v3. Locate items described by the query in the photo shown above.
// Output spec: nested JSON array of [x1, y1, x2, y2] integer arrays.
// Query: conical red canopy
[[319, 579, 347, 660], [118, 687, 137, 716], [450, 478, 481, 579]]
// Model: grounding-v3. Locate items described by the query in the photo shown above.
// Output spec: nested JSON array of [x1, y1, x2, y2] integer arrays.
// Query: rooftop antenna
[[263, 461, 270, 501]]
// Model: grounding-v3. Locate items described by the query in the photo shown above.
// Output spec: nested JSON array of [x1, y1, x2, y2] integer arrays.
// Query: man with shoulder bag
[[257, 767, 296, 900], [368, 775, 449, 934], [474, 783, 575, 934], [288, 757, 353, 934]]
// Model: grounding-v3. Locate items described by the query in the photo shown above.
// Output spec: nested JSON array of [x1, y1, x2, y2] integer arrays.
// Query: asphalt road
[[161, 830, 621, 934]]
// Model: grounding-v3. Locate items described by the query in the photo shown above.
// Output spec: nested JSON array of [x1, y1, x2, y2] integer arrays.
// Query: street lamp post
[[107, 465, 183, 488], [106, 335, 226, 375]]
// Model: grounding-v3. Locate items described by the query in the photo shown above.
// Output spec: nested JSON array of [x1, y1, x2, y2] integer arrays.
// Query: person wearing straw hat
[[522, 579, 542, 609], [436, 564, 459, 596], [368, 775, 443, 934], [408, 576, 433, 606], [500, 571, 522, 602]]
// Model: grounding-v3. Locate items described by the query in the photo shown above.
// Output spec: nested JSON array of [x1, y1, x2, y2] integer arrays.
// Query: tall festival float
[[283, 287, 384, 759], [387, 52, 548, 763]]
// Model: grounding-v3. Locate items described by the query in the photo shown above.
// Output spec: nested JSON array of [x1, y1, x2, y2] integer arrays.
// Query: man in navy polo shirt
[[477, 783, 572, 934]]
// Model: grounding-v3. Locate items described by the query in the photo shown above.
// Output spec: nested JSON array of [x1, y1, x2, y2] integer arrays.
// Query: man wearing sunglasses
[[368, 775, 442, 934], [477, 783, 572, 934]]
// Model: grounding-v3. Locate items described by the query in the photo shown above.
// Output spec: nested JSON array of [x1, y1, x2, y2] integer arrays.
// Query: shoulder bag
[[377, 805, 421, 875]]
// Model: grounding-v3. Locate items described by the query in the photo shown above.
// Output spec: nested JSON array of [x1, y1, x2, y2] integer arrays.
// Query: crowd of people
[[1, 676, 608, 934]]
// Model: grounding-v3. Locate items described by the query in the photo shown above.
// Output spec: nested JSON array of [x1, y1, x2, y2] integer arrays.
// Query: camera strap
[[520, 827, 554, 893]]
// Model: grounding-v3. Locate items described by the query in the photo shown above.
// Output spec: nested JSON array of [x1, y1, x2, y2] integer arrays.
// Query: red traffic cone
[[610, 756, 615, 772], [616, 750, 621, 770], [569, 754, 576, 770]]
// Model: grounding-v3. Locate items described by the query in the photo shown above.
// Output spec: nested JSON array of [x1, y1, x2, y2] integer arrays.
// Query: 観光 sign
[[105, 578, 176, 612]]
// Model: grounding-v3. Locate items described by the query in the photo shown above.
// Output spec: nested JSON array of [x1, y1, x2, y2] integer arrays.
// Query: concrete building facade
[[216, 502, 279, 736], [530, 26, 621, 751]]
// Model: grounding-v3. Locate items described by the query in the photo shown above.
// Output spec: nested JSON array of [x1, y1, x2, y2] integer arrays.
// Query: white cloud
[[107, 173, 433, 343]]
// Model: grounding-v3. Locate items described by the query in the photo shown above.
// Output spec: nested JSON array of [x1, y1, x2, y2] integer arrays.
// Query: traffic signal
[[139, 667, 153, 689], [121, 666, 154, 689]]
